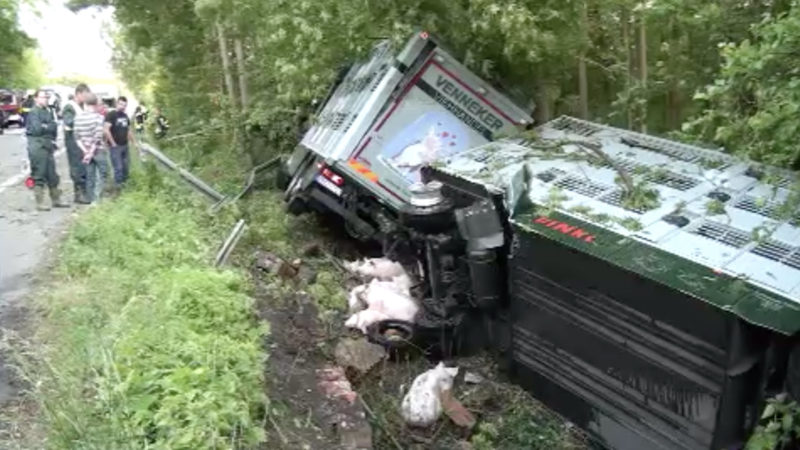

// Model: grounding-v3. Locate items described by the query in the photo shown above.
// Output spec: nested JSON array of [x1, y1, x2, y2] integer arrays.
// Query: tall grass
[[20, 164, 268, 449]]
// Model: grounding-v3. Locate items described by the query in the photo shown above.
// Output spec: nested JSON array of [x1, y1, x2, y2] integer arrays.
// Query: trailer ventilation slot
[[343, 115, 357, 133], [751, 240, 795, 261], [648, 171, 701, 191], [554, 176, 610, 198], [787, 252, 800, 270], [536, 168, 567, 183], [330, 112, 348, 131], [598, 189, 653, 214], [692, 221, 751, 248], [551, 117, 602, 137], [734, 196, 782, 219], [593, 158, 701, 191], [776, 177, 797, 189], [620, 135, 732, 170]]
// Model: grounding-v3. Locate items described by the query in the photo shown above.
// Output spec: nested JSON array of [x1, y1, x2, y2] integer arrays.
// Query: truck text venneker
[[435, 75, 504, 132]]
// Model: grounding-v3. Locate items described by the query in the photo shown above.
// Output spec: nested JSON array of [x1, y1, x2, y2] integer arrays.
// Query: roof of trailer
[[434, 116, 800, 334]]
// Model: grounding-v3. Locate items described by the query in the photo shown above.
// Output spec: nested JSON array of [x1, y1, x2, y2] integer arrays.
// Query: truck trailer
[[281, 32, 800, 449]]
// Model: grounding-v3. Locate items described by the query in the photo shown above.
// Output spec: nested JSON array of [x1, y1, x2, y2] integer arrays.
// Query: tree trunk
[[216, 20, 237, 108], [622, 10, 633, 130], [533, 83, 551, 124], [577, 1, 589, 119], [638, 10, 647, 133], [234, 37, 248, 111]]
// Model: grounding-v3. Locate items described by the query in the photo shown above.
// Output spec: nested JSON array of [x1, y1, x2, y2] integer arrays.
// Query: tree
[[0, 0, 38, 87], [683, 3, 800, 168], [70, 0, 800, 169]]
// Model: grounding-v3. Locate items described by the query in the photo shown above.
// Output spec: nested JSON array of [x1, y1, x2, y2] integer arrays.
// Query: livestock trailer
[[427, 116, 800, 449]]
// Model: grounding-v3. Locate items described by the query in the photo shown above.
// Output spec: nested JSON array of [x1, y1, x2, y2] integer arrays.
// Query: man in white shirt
[[73, 93, 107, 204]]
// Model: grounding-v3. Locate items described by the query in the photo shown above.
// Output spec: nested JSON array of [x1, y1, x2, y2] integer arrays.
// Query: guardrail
[[139, 143, 226, 202], [138, 142, 284, 266]]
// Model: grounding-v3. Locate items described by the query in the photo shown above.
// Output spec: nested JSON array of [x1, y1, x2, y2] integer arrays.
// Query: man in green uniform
[[61, 84, 90, 204], [26, 89, 68, 211]]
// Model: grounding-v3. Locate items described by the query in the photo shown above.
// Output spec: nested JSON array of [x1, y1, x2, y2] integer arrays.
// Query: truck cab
[[282, 32, 531, 242]]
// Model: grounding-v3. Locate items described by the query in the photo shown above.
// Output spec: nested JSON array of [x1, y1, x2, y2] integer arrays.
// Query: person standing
[[104, 96, 134, 190], [154, 108, 169, 138], [133, 103, 147, 134], [61, 83, 91, 204], [26, 89, 68, 211], [73, 93, 107, 204]]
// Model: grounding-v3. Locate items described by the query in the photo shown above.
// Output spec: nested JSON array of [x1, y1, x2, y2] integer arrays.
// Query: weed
[[20, 165, 268, 449], [307, 269, 348, 315], [747, 395, 800, 450], [705, 199, 727, 216]]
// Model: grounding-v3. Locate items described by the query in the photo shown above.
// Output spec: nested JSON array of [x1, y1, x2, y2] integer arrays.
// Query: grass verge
[[15, 163, 268, 449]]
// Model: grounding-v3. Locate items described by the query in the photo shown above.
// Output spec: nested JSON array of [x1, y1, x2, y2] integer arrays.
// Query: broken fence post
[[215, 219, 247, 267]]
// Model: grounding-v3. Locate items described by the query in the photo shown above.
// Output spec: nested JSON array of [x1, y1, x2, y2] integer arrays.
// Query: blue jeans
[[86, 151, 109, 203], [110, 144, 130, 186]]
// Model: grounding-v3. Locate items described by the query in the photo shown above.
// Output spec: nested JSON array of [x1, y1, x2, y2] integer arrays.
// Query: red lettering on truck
[[533, 216, 596, 243]]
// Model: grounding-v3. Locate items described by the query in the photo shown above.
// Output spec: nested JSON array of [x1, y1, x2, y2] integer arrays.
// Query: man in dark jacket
[[26, 89, 68, 211], [61, 83, 91, 204]]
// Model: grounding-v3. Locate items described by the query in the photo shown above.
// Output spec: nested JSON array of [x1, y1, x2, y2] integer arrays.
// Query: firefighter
[[61, 84, 91, 204], [26, 89, 68, 211], [154, 108, 169, 138]]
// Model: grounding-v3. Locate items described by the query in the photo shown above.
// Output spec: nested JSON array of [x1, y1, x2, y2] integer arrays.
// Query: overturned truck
[[281, 32, 800, 449]]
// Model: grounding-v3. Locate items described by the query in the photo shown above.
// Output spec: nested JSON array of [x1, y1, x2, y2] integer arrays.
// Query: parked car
[[0, 89, 24, 129]]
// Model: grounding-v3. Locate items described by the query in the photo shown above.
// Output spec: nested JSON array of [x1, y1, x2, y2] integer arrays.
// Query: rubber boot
[[74, 187, 90, 205], [34, 186, 50, 211], [49, 187, 70, 208]]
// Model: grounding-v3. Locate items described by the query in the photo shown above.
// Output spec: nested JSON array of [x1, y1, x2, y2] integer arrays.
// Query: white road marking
[[0, 146, 66, 195]]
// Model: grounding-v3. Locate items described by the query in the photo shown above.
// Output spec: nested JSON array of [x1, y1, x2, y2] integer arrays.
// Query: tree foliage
[[69, 0, 800, 170], [0, 0, 39, 88], [684, 3, 800, 167]]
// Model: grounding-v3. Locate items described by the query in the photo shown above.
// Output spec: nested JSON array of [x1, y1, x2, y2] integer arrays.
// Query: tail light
[[321, 167, 345, 186]]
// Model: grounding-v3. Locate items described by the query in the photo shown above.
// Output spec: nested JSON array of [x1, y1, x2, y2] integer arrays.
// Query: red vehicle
[[1, 89, 24, 129]]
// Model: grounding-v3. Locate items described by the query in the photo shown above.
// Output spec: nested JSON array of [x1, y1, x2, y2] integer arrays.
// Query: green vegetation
[[0, 0, 41, 88], [65, 0, 800, 171], [705, 199, 727, 216], [21, 167, 268, 449], [26, 0, 800, 447], [747, 395, 800, 450], [684, 5, 800, 168], [357, 356, 582, 449], [471, 399, 581, 450]]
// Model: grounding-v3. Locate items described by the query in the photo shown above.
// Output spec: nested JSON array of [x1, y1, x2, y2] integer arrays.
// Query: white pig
[[401, 362, 459, 428], [344, 257, 406, 280]]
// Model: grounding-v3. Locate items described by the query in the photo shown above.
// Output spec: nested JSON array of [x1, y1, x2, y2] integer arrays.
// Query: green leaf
[[762, 403, 777, 420]]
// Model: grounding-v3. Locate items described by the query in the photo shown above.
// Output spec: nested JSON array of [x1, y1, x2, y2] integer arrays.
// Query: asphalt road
[[0, 125, 80, 404]]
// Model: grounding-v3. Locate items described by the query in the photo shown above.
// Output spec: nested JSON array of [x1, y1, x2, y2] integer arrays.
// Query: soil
[[254, 275, 351, 450]]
